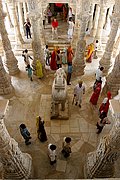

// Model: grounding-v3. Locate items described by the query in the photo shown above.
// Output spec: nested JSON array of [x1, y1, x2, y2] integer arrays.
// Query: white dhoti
[[74, 84, 85, 105], [68, 28, 73, 39]]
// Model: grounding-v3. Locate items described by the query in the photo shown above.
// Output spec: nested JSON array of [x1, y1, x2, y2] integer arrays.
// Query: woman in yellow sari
[[36, 60, 43, 79], [86, 43, 94, 63]]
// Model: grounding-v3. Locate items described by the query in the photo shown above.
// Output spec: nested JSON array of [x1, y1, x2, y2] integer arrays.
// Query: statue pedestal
[[51, 99, 69, 120]]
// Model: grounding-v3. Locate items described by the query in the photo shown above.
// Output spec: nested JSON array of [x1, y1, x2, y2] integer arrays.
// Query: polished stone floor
[[0, 17, 119, 179]]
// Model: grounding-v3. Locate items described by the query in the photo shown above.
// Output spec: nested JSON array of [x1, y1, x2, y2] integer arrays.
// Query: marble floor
[[0, 18, 119, 179]]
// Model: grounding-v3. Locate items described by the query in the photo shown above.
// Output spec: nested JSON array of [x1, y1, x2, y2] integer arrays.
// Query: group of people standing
[[89, 66, 112, 134], [44, 45, 74, 85]]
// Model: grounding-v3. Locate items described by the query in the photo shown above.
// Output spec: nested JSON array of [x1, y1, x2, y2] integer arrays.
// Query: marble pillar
[[88, 3, 95, 32], [91, 4, 100, 37], [23, 2, 27, 21], [113, 33, 120, 57], [85, 114, 120, 178], [73, 14, 89, 77], [0, 56, 13, 95], [8, 2, 24, 46], [0, 2, 19, 75], [5, 3, 13, 28], [102, 52, 120, 97], [104, 6, 113, 35], [17, 2, 24, 36], [99, 17, 120, 74], [0, 116, 32, 179], [95, 5, 107, 47]]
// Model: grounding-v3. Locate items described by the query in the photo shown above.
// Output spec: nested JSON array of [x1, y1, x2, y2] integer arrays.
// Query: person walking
[[44, 45, 50, 66], [99, 91, 112, 116], [96, 112, 111, 134], [36, 116, 47, 142], [24, 19, 32, 39], [95, 66, 104, 82], [51, 18, 58, 40], [48, 144, 57, 165], [62, 47, 67, 64], [22, 49, 33, 67], [74, 80, 85, 108], [90, 81, 102, 105], [68, 17, 74, 39], [50, 48, 57, 70], [47, 9, 52, 24], [26, 64, 34, 81], [56, 50, 62, 69], [67, 62, 72, 85], [61, 137, 71, 158], [19, 124, 31, 145], [86, 43, 94, 63], [36, 60, 43, 79]]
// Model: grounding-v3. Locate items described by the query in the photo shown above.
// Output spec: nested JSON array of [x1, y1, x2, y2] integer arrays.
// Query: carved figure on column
[[0, 56, 13, 95], [102, 51, 120, 97], [0, 2, 19, 75]]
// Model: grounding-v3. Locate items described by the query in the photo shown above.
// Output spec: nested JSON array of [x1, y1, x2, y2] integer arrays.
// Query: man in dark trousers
[[67, 62, 72, 85], [24, 19, 32, 39]]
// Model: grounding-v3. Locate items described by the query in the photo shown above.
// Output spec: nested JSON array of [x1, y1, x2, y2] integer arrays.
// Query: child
[[19, 124, 31, 145], [62, 137, 71, 158], [26, 64, 34, 81], [48, 144, 57, 165]]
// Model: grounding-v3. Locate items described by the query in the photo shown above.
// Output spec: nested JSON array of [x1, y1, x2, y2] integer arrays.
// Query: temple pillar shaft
[[73, 0, 90, 77], [5, 3, 13, 28], [88, 3, 95, 31], [23, 2, 28, 21], [113, 33, 120, 57], [17, 2, 24, 36], [8, 2, 24, 45], [102, 51, 120, 97], [91, 4, 100, 37], [104, 6, 113, 33], [85, 114, 120, 178], [95, 5, 107, 44], [0, 57, 13, 95], [0, 117, 32, 179], [0, 2, 19, 75], [99, 0, 120, 75]]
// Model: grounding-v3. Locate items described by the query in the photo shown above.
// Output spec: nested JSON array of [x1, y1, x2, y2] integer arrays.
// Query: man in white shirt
[[95, 66, 104, 82], [74, 80, 85, 108], [68, 18, 74, 39], [48, 144, 57, 165]]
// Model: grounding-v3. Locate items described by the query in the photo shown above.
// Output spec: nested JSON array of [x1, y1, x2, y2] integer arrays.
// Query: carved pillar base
[[99, 57, 111, 76], [72, 40, 86, 77]]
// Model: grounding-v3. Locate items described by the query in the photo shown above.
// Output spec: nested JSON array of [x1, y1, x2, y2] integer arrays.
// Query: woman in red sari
[[50, 48, 57, 70], [99, 91, 112, 116], [90, 82, 102, 105]]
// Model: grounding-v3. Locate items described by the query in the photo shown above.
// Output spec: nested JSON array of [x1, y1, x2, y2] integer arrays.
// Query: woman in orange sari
[[86, 43, 94, 63], [67, 45, 74, 64]]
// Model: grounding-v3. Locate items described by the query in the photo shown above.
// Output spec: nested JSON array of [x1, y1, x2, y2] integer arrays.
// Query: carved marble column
[[102, 52, 120, 97], [0, 2, 19, 75], [88, 3, 95, 31], [91, 4, 100, 37], [95, 5, 107, 46], [85, 114, 120, 178], [73, 12, 89, 76], [104, 6, 113, 35], [0, 57, 13, 95], [0, 116, 32, 179], [8, 2, 24, 46], [17, 2, 24, 36], [5, 3, 13, 28], [113, 33, 120, 57], [99, 0, 120, 75], [27, 1, 45, 70]]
